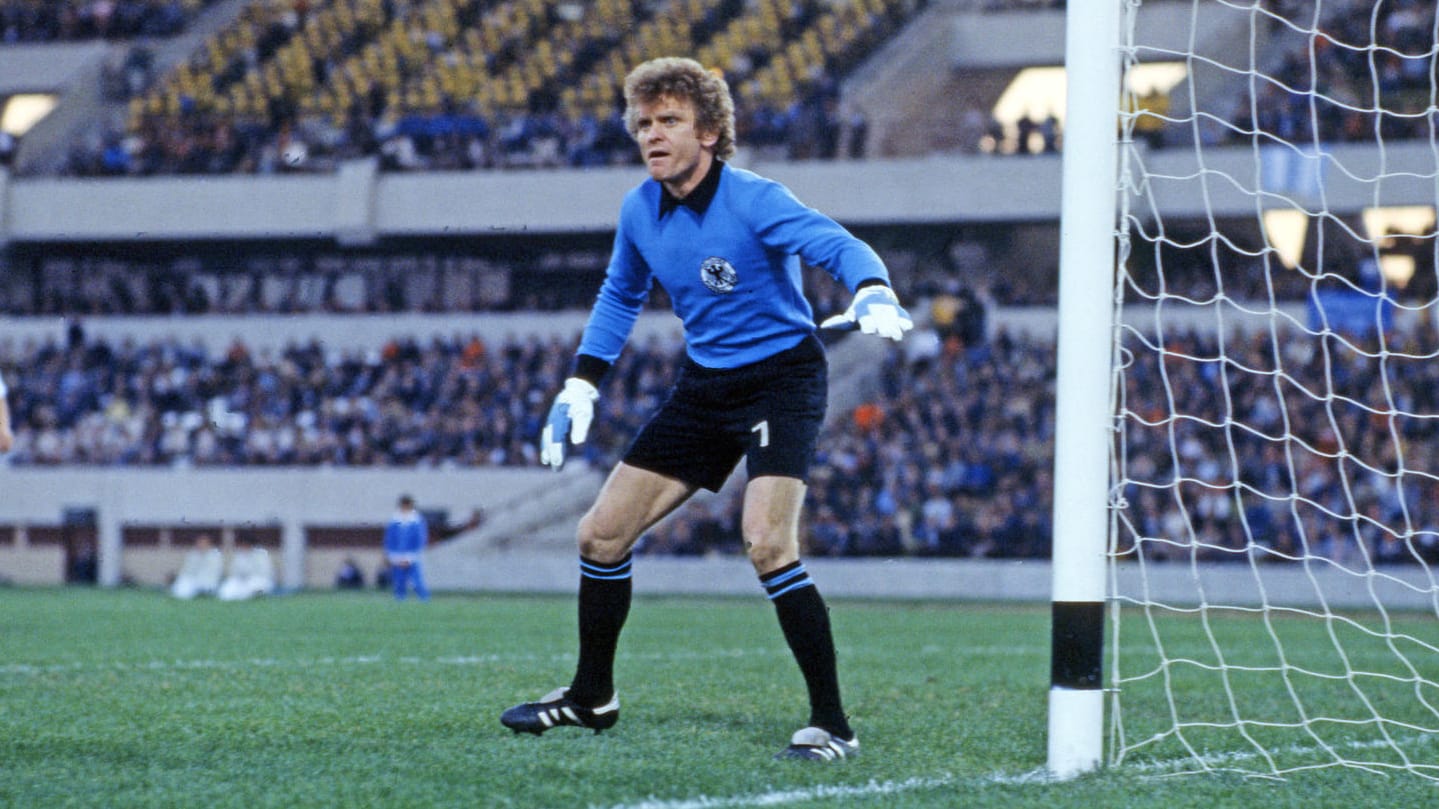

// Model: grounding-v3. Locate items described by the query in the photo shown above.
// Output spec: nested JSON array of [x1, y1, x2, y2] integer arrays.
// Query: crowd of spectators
[[56, 0, 890, 176], [0, 0, 205, 43], [7, 0, 1429, 177], [1139, 0, 1437, 150], [0, 327, 576, 468], [0, 0, 1060, 169], [5, 283, 1439, 566], [1218, 0, 1437, 147], [1113, 318, 1439, 570], [64, 81, 867, 177]]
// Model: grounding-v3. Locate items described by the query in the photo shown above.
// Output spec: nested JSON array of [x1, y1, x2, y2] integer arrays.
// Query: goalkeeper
[[501, 56, 912, 762]]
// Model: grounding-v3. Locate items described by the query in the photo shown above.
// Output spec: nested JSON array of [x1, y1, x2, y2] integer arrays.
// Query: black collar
[[658, 159, 723, 219]]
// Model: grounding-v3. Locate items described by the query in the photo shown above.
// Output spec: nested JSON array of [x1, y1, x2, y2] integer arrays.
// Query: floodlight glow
[[1, 93, 58, 135]]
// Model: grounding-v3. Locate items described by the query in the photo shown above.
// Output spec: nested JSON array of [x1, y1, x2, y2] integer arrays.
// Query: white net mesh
[[1108, 0, 1439, 778]]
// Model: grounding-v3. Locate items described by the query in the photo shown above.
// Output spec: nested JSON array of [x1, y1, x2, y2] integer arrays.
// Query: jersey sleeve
[[578, 195, 654, 364], [747, 180, 890, 292]]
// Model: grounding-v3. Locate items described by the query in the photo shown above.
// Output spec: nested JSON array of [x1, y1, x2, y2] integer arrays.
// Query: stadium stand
[[0, 326, 659, 469], [45, 0, 1389, 171], [6, 0, 1431, 584], [52, 0, 925, 175], [0, 0, 216, 42], [7, 300, 1439, 569], [1145, 0, 1437, 149]]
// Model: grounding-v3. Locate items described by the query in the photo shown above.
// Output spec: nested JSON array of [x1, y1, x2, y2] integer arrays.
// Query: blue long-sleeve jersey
[[383, 511, 428, 561], [579, 162, 890, 370]]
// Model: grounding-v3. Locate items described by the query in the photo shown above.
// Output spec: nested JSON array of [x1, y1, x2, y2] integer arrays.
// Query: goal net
[[1106, 0, 1439, 778]]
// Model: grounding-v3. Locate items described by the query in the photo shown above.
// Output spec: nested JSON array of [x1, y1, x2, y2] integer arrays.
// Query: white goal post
[[1050, 0, 1439, 780], [1047, 0, 1122, 781]]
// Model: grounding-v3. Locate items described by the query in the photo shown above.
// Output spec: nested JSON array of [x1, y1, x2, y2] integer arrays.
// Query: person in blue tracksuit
[[501, 57, 913, 761], [383, 494, 429, 601]]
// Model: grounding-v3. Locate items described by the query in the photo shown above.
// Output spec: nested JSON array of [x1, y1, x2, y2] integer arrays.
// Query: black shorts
[[624, 334, 828, 492]]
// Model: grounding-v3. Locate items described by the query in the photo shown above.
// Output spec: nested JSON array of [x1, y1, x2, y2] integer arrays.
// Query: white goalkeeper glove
[[539, 377, 599, 469], [820, 284, 914, 341]]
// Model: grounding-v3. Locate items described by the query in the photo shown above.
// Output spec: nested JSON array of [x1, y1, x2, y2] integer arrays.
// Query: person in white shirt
[[218, 537, 276, 601], [171, 534, 224, 599]]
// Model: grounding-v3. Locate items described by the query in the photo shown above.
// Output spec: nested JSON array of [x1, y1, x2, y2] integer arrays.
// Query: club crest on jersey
[[700, 256, 738, 294]]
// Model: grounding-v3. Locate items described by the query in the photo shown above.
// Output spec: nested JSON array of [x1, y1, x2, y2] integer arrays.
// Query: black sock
[[568, 554, 632, 708], [761, 560, 852, 740]]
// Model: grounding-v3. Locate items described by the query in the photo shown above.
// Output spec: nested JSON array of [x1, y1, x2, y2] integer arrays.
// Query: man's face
[[633, 94, 717, 196]]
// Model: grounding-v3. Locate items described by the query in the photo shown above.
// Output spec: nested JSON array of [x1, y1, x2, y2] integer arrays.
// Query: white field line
[[0, 644, 1044, 678], [598, 735, 1439, 809], [598, 776, 964, 809], [599, 735, 1439, 809], [0, 648, 774, 677], [599, 770, 1056, 809], [1122, 733, 1439, 775]]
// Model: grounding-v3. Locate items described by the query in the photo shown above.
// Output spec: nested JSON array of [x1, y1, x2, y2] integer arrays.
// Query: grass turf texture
[[1, 588, 1435, 808]]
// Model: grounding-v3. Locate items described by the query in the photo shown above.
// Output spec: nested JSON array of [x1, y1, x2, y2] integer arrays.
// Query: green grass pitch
[[2, 587, 1435, 808]]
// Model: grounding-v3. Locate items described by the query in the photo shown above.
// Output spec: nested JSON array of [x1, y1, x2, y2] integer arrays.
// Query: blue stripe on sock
[[580, 556, 632, 581], [760, 563, 812, 600], [761, 563, 807, 589], [765, 577, 815, 600]]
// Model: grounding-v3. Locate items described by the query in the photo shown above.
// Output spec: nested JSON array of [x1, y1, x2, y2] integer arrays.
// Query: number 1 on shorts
[[751, 420, 769, 448]]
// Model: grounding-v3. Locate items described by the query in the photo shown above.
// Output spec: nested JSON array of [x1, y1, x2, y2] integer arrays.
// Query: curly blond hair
[[623, 57, 736, 161]]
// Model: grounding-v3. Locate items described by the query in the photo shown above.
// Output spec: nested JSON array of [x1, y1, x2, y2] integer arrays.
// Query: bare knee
[[742, 521, 798, 574], [740, 476, 805, 574], [576, 463, 695, 563], [577, 511, 636, 564]]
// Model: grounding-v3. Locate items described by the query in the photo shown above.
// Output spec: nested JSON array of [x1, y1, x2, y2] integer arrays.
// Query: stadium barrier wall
[[2, 462, 1433, 609], [5, 528, 1431, 609], [633, 556, 1436, 609], [0, 466, 592, 589], [6, 142, 1436, 249], [0, 41, 107, 96]]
